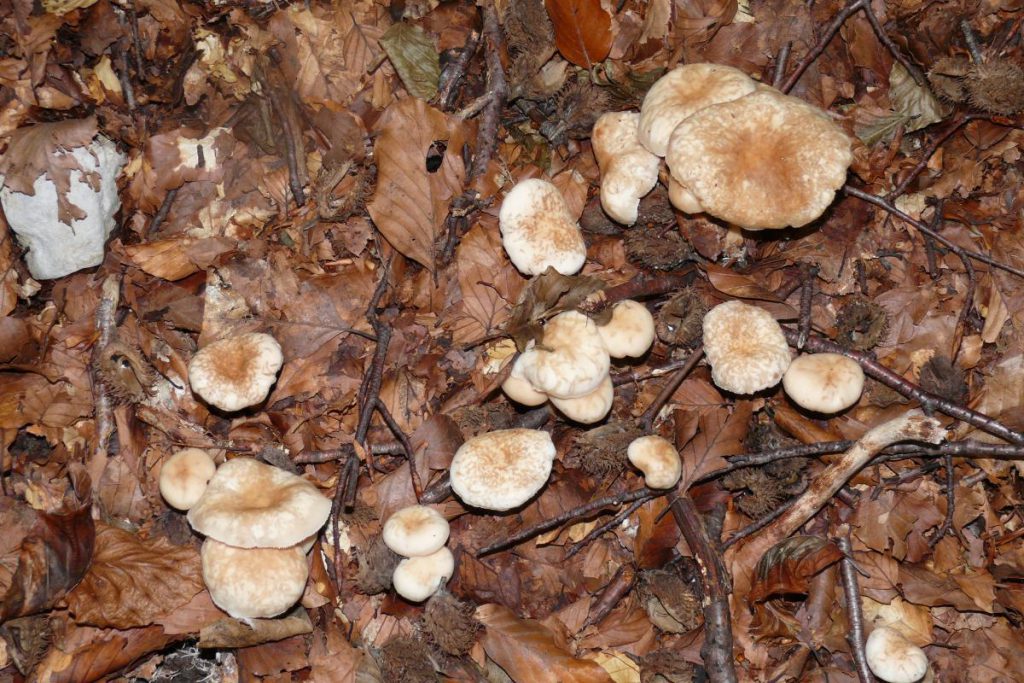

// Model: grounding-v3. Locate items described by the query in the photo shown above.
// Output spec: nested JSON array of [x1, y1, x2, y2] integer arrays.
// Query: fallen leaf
[[677, 401, 752, 493], [544, 0, 613, 68], [380, 22, 441, 100], [32, 622, 174, 683]]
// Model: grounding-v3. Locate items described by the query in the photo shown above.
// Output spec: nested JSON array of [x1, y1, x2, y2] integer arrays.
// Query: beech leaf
[[544, 0, 613, 68], [677, 401, 753, 493], [380, 22, 440, 101]]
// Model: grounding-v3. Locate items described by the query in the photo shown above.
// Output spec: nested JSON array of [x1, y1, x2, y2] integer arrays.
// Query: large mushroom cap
[[188, 457, 332, 548], [666, 89, 852, 229], [592, 111, 661, 225], [382, 505, 450, 558], [703, 300, 791, 395], [450, 429, 556, 511], [638, 63, 758, 157], [498, 178, 587, 276], [783, 353, 864, 414], [865, 626, 930, 683], [159, 448, 217, 511], [518, 311, 611, 400], [597, 300, 656, 359], [201, 539, 308, 619], [188, 332, 284, 412]]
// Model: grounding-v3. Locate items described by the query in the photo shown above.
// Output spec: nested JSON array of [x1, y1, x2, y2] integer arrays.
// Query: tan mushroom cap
[[189, 332, 284, 411], [550, 374, 613, 424], [382, 505, 450, 558], [450, 429, 556, 511], [666, 89, 853, 229], [498, 178, 587, 276], [638, 63, 758, 157], [627, 435, 682, 489], [502, 356, 549, 407], [392, 546, 455, 602], [865, 626, 930, 683], [598, 300, 656, 358], [201, 539, 308, 619], [783, 353, 864, 414], [703, 301, 791, 394], [188, 457, 331, 548], [159, 448, 217, 511], [667, 177, 703, 214], [518, 311, 611, 400], [592, 111, 661, 225]]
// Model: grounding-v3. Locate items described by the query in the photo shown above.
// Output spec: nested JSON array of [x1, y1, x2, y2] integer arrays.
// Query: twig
[[837, 530, 873, 683], [638, 346, 704, 430], [580, 564, 636, 631], [929, 453, 956, 547], [580, 270, 694, 318], [125, 0, 145, 77], [772, 42, 792, 89], [437, 29, 481, 111], [721, 496, 799, 550], [670, 497, 737, 683], [373, 397, 423, 501], [612, 356, 698, 387], [797, 263, 816, 350], [294, 446, 354, 465], [143, 187, 178, 240], [89, 275, 121, 488], [886, 116, 978, 201], [565, 495, 653, 558]]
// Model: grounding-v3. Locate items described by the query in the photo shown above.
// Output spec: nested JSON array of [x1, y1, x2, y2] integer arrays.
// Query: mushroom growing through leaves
[[865, 625, 931, 683], [702, 300, 791, 395], [498, 178, 587, 276], [188, 332, 284, 412]]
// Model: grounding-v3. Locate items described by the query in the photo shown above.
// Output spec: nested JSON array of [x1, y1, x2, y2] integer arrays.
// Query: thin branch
[[781, 0, 866, 94], [929, 453, 956, 547], [721, 496, 799, 550], [89, 275, 121, 488], [797, 263, 817, 350], [565, 496, 653, 558], [580, 564, 636, 631], [837, 530, 873, 683], [373, 397, 423, 501], [638, 346, 704, 430]]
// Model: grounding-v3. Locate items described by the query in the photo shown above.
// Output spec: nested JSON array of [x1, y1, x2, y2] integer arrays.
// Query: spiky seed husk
[[918, 354, 968, 404], [636, 569, 702, 633], [966, 60, 1024, 115], [94, 341, 155, 404], [566, 422, 643, 477], [355, 535, 401, 595], [422, 591, 482, 656], [624, 226, 695, 271], [379, 637, 438, 683], [745, 415, 797, 453], [540, 76, 612, 143], [928, 55, 971, 103], [640, 648, 697, 683], [835, 295, 889, 351], [656, 289, 706, 347]]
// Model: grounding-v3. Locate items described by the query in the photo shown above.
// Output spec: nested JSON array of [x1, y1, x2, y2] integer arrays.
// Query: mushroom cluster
[[502, 302, 656, 424], [382, 505, 454, 602]]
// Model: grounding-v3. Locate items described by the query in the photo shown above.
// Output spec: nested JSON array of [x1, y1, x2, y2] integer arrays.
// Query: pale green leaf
[[380, 22, 440, 101]]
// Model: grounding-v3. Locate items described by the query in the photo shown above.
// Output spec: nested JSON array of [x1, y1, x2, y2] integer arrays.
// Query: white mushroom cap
[[627, 435, 682, 489], [597, 300, 656, 359], [518, 311, 611, 400], [638, 63, 758, 157], [382, 505, 450, 558], [592, 111, 661, 225], [188, 457, 332, 548], [392, 546, 455, 602], [550, 374, 613, 424], [702, 300, 791, 395], [502, 356, 549, 407], [667, 177, 703, 214], [498, 178, 587, 276], [865, 626, 930, 683], [666, 89, 853, 229], [159, 448, 217, 511], [188, 332, 284, 412], [450, 429, 556, 511], [201, 539, 308, 619], [783, 353, 864, 414]]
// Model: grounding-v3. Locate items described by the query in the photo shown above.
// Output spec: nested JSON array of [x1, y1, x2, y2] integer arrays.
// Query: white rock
[[1, 136, 125, 280]]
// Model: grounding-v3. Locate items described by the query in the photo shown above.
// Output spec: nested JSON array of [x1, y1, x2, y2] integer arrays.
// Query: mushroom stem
[[722, 224, 746, 263]]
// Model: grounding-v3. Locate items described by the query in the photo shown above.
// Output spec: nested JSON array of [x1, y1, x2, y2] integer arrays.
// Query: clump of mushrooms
[[382, 505, 455, 602]]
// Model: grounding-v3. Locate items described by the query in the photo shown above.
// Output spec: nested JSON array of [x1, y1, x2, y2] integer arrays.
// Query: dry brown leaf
[[544, 0, 613, 68], [452, 221, 525, 345], [65, 524, 203, 629], [32, 622, 174, 683], [122, 236, 235, 281], [677, 400, 752, 494], [200, 607, 314, 649]]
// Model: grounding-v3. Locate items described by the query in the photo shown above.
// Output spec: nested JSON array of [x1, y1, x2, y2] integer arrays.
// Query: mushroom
[[382, 505, 450, 558], [665, 89, 852, 229], [187, 457, 332, 548], [550, 374, 613, 424], [449, 429, 556, 511], [783, 353, 864, 414], [517, 310, 611, 400], [200, 539, 308, 619], [702, 300, 791, 394], [501, 356, 549, 407], [188, 332, 284, 412], [498, 178, 587, 276], [865, 626, 931, 683], [627, 435, 682, 489], [638, 63, 758, 157], [667, 176, 703, 214], [159, 448, 217, 511], [392, 546, 455, 602], [592, 112, 661, 225], [597, 300, 657, 359]]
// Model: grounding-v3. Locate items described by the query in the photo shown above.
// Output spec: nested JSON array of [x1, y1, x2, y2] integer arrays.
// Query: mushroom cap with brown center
[[382, 505, 450, 558], [517, 311, 611, 400], [188, 457, 331, 548], [666, 89, 852, 229], [188, 332, 284, 412], [449, 429, 556, 511], [498, 178, 587, 276], [627, 435, 682, 489], [201, 539, 308, 619], [864, 626, 930, 683], [783, 353, 864, 414], [392, 546, 455, 602], [159, 448, 217, 511], [550, 374, 613, 424], [592, 111, 661, 225], [702, 300, 791, 394]]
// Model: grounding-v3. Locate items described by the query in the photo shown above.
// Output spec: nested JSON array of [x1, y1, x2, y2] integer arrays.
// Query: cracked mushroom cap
[[627, 435, 682, 489], [598, 300, 657, 359], [188, 457, 332, 548], [518, 311, 611, 400], [703, 301, 791, 395], [783, 353, 864, 414], [502, 356, 549, 407], [666, 89, 853, 229], [159, 448, 217, 511], [201, 539, 308, 619], [382, 505, 450, 558], [592, 111, 661, 225], [550, 374, 613, 424], [638, 63, 758, 157], [865, 626, 930, 683], [450, 429, 556, 511], [392, 546, 455, 602], [499, 178, 587, 276], [188, 332, 284, 411]]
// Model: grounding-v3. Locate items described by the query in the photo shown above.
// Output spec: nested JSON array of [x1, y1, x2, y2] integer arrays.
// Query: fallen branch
[[89, 274, 122, 489], [837, 529, 873, 683], [638, 345, 704, 430]]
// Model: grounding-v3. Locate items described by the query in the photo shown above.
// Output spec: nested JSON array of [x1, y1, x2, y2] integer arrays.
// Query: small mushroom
[[597, 300, 657, 359], [201, 539, 308, 619], [517, 310, 611, 400], [501, 356, 549, 407], [450, 429, 556, 511], [783, 353, 864, 414], [550, 374, 613, 424], [627, 435, 682, 489], [498, 178, 587, 276], [865, 626, 931, 683], [188, 332, 284, 411], [382, 505, 450, 558], [159, 448, 217, 511], [392, 546, 455, 603], [592, 111, 661, 225], [702, 300, 791, 395]]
